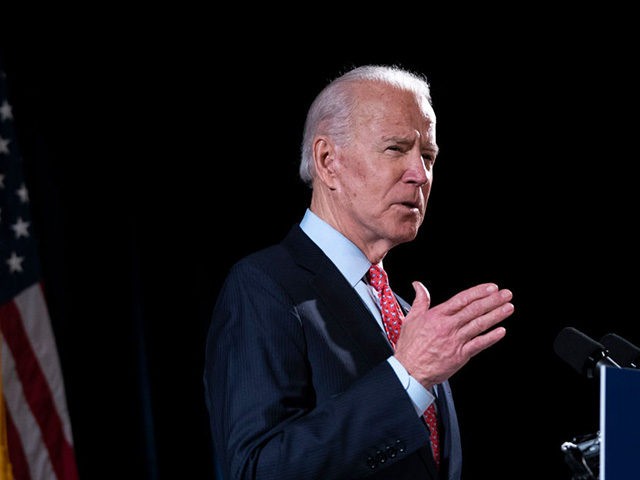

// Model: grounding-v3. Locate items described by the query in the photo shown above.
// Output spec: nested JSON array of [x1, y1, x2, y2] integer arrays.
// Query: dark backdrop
[[1, 23, 638, 480]]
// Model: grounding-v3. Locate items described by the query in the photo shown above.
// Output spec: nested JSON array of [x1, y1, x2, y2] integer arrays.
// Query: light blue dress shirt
[[299, 208, 434, 416]]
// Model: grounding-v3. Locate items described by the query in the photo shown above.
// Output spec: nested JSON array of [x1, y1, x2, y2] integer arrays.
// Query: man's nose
[[403, 152, 430, 186]]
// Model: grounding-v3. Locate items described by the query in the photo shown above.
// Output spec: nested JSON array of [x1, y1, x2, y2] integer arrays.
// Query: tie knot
[[368, 264, 389, 292]]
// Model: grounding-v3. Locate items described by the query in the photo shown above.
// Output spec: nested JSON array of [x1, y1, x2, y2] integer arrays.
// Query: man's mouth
[[399, 201, 420, 210]]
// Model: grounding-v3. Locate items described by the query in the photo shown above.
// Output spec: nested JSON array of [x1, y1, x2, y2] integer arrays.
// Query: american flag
[[0, 68, 79, 479]]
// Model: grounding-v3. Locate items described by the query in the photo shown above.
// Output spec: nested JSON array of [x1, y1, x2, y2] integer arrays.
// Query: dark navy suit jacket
[[204, 225, 462, 480]]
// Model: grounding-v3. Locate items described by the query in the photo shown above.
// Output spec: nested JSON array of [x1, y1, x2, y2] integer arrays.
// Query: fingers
[[430, 283, 514, 361], [395, 281, 514, 388], [462, 325, 507, 359], [440, 283, 501, 315], [397, 280, 515, 387], [456, 289, 514, 339], [437, 283, 513, 333], [411, 281, 431, 310]]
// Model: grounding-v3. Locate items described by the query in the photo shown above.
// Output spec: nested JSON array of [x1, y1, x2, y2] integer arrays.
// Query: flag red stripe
[[5, 404, 31, 480], [0, 300, 78, 480]]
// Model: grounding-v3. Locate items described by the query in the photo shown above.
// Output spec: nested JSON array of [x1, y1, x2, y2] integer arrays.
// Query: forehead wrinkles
[[357, 108, 436, 149], [353, 86, 434, 130]]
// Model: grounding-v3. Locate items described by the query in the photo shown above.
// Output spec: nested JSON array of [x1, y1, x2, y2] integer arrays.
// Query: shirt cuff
[[387, 356, 434, 416]]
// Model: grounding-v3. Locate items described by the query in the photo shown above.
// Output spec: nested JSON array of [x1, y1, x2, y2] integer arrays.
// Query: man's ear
[[312, 136, 338, 190]]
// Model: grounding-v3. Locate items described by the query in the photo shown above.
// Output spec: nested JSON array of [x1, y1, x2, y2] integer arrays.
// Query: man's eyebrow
[[380, 135, 439, 155], [380, 135, 413, 143], [425, 145, 439, 156]]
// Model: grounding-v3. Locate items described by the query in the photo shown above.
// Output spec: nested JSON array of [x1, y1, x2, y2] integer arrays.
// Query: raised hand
[[394, 282, 515, 389]]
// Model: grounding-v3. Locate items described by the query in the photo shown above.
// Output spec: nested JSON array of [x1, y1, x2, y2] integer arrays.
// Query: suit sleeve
[[204, 261, 430, 480]]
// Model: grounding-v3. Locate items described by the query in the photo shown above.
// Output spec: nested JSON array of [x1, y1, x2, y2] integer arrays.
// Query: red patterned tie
[[368, 264, 440, 469]]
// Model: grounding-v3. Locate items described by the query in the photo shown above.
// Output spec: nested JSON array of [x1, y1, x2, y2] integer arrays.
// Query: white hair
[[298, 64, 433, 187]]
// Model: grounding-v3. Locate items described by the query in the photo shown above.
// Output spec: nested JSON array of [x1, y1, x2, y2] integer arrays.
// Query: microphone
[[553, 326, 620, 379], [600, 333, 640, 369]]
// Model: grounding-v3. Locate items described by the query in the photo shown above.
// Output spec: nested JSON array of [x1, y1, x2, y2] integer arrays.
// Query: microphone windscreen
[[600, 333, 640, 367], [553, 327, 604, 375]]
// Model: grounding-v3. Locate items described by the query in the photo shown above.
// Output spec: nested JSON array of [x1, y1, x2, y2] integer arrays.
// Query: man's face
[[332, 84, 438, 251]]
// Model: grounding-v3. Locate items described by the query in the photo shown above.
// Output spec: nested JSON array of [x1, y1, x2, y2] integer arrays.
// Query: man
[[204, 64, 515, 479]]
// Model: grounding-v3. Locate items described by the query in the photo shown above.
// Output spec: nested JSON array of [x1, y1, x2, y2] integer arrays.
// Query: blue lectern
[[600, 366, 640, 479]]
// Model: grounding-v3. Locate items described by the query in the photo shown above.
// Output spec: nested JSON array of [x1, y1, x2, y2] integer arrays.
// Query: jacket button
[[387, 445, 397, 458]]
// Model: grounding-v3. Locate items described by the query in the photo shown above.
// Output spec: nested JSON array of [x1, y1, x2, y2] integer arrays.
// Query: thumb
[[411, 281, 431, 310]]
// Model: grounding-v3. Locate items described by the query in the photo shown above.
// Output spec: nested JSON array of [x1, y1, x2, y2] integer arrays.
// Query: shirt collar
[[299, 209, 372, 287]]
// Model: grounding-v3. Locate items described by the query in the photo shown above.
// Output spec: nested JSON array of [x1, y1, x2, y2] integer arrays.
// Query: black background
[[1, 17, 639, 480]]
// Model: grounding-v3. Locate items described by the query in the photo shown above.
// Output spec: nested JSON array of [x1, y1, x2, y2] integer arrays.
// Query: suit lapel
[[283, 225, 448, 478], [312, 267, 393, 364], [283, 225, 393, 365]]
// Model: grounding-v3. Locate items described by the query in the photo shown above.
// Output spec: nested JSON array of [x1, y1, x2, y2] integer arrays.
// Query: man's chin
[[392, 225, 421, 245]]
